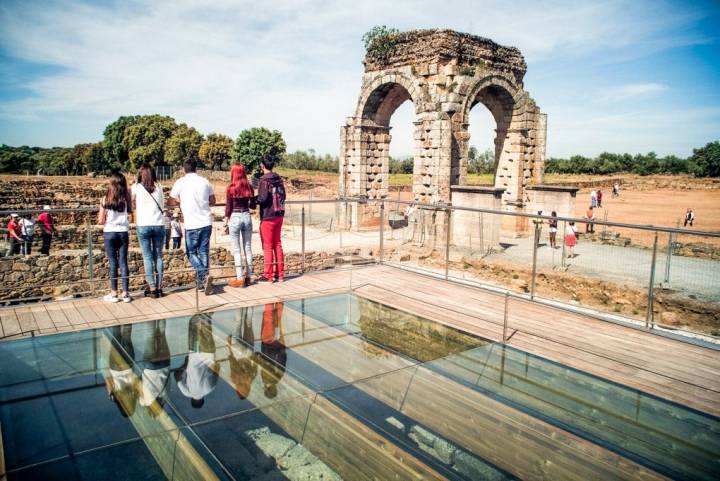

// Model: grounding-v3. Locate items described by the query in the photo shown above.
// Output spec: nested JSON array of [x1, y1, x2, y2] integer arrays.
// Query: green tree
[[86, 142, 110, 174], [123, 115, 178, 169], [33, 147, 72, 175], [103, 115, 140, 170], [165, 123, 203, 167], [689, 141, 720, 177], [232, 127, 286, 174], [198, 133, 233, 170]]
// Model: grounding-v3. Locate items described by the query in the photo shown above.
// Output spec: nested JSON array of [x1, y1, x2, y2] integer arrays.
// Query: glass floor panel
[[0, 293, 717, 481]]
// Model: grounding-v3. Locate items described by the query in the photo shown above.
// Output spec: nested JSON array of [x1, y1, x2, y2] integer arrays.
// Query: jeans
[[40, 233, 52, 255], [164, 229, 171, 249], [137, 225, 165, 290], [259, 217, 284, 281], [21, 235, 33, 255], [229, 212, 253, 279], [185, 225, 212, 287], [172, 237, 181, 249], [7, 238, 20, 256], [104, 231, 129, 293]]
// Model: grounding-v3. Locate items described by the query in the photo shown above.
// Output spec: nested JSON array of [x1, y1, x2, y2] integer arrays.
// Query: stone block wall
[[0, 247, 361, 302]]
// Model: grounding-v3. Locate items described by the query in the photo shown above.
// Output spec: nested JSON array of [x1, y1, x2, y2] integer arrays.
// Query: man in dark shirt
[[256, 159, 286, 282]]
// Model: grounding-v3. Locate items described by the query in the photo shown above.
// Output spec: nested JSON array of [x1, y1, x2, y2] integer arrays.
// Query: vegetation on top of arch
[[362, 26, 400, 63]]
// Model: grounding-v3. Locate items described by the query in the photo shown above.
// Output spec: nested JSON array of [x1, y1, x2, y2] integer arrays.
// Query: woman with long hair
[[132, 163, 165, 298], [223, 164, 256, 287], [548, 211, 558, 249], [98, 171, 132, 303]]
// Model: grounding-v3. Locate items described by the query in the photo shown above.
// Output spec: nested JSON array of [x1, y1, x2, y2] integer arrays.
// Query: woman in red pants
[[257, 158, 286, 282]]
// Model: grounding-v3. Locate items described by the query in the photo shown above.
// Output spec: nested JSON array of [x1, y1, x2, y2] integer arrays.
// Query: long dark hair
[[136, 163, 157, 193], [227, 164, 254, 198], [104, 171, 132, 213]]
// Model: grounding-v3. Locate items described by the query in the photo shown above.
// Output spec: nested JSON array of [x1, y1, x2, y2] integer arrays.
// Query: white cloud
[[0, 0, 715, 157], [601, 83, 669, 102]]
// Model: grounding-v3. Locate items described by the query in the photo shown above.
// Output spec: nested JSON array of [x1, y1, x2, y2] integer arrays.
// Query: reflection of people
[[227, 307, 257, 399], [137, 320, 170, 413], [105, 325, 139, 417], [258, 302, 287, 399], [175, 313, 219, 408]]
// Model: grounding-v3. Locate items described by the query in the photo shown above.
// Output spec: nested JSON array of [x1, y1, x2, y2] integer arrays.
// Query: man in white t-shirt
[[168, 160, 216, 294]]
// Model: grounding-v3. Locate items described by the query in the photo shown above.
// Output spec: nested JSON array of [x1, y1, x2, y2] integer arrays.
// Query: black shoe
[[257, 277, 273, 283], [144, 287, 153, 298], [157, 289, 163, 298]]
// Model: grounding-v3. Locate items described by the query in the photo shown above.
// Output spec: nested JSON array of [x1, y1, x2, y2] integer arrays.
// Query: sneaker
[[204, 275, 214, 295], [121, 294, 132, 303], [103, 293, 119, 303], [245, 277, 254, 286], [276, 278, 285, 283], [228, 278, 246, 288], [144, 287, 154, 298], [157, 288, 163, 297]]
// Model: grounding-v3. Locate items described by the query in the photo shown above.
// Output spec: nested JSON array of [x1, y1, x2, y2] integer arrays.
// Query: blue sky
[[0, 0, 718, 158]]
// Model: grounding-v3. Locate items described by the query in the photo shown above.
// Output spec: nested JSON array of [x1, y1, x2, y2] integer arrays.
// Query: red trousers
[[259, 217, 284, 281]]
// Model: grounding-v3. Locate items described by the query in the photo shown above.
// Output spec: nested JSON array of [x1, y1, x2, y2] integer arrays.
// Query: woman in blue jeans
[[223, 164, 256, 287], [98, 171, 132, 303], [131, 163, 166, 298]]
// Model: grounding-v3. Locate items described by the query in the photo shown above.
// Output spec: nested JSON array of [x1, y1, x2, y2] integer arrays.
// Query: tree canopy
[[164, 123, 202, 167], [232, 127, 286, 173], [199, 133, 233, 170]]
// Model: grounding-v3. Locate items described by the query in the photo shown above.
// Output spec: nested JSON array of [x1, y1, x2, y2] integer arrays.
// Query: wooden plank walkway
[[0, 264, 718, 416]]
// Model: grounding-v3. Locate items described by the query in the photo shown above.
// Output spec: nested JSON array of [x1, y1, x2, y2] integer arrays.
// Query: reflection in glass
[[174, 313, 219, 408], [137, 319, 170, 416], [257, 302, 287, 399], [104, 325, 138, 417], [227, 307, 257, 400]]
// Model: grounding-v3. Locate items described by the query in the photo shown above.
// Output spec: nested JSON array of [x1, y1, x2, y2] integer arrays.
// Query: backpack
[[263, 176, 286, 217]]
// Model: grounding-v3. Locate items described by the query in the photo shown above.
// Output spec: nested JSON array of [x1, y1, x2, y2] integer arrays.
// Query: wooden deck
[[1, 264, 718, 416]]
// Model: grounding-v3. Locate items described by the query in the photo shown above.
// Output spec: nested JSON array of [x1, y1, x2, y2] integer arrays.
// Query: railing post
[[379, 201, 385, 264], [86, 212, 95, 294], [560, 220, 567, 268], [301, 205, 306, 273], [664, 231, 673, 284], [502, 291, 509, 344], [530, 220, 540, 300], [444, 207, 451, 281], [646, 231, 659, 329]]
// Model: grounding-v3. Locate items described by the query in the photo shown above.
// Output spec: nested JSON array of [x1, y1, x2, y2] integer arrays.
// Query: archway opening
[[466, 85, 515, 186]]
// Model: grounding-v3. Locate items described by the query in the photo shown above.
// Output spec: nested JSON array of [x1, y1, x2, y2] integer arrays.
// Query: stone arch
[[459, 75, 530, 204]]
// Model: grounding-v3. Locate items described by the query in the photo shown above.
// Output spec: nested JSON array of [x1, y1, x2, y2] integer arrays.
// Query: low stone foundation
[[0, 247, 363, 301]]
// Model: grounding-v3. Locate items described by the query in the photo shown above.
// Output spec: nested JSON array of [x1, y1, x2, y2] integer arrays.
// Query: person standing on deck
[[37, 205, 55, 255], [223, 164, 256, 288], [168, 159, 216, 295], [132, 163, 166, 299], [98, 171, 132, 303], [257, 158, 286, 283]]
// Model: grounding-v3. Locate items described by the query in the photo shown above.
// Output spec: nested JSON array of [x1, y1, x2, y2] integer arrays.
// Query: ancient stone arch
[[339, 29, 547, 221]]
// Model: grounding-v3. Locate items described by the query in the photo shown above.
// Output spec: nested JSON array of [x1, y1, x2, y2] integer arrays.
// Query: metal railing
[[1, 197, 718, 346]]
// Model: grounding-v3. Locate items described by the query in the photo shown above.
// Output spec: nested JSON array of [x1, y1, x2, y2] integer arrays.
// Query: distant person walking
[[6, 214, 22, 256], [132, 163, 165, 299], [98, 171, 132, 303], [169, 160, 216, 295], [565, 221, 578, 258], [257, 159, 286, 283], [684, 208, 695, 227], [596, 189, 603, 208], [224, 164, 256, 288], [590, 190, 598, 208], [612, 182, 620, 198], [37, 205, 55, 255], [584, 206, 596, 234], [548, 211, 558, 249], [20, 213, 35, 255], [170, 213, 183, 249]]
